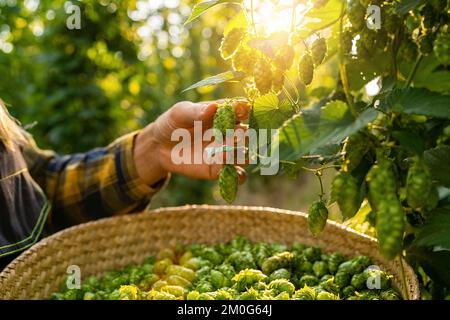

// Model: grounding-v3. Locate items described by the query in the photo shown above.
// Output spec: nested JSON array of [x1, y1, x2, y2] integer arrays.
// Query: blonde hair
[[0, 100, 24, 149]]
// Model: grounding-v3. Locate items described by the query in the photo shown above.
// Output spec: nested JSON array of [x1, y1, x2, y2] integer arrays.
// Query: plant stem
[[250, 0, 257, 35], [301, 164, 340, 172], [291, 0, 297, 33], [404, 54, 423, 88], [316, 171, 325, 200], [338, 0, 356, 117]]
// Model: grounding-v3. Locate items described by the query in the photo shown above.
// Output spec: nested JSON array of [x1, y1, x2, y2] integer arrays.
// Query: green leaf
[[379, 88, 450, 119], [407, 245, 450, 287], [182, 70, 245, 92], [424, 146, 450, 188], [184, 0, 242, 25], [395, 0, 423, 15], [346, 52, 390, 91], [400, 55, 450, 94], [414, 207, 450, 250], [278, 101, 378, 161], [391, 130, 425, 155], [253, 94, 294, 129]]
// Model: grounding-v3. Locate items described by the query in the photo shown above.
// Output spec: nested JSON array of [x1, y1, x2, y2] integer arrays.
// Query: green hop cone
[[406, 159, 433, 209], [311, 38, 327, 66], [343, 131, 368, 172], [271, 71, 285, 94], [219, 28, 246, 60], [307, 200, 329, 236], [219, 165, 238, 204], [253, 58, 273, 94], [330, 172, 361, 220], [232, 46, 257, 74], [347, 0, 366, 31], [213, 103, 235, 138], [298, 53, 314, 86], [434, 32, 450, 66], [366, 159, 397, 211], [375, 196, 405, 260], [274, 45, 295, 70], [341, 29, 354, 56], [417, 32, 435, 55]]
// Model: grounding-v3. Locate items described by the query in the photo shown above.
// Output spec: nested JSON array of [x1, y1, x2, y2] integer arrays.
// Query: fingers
[[236, 166, 247, 185], [169, 101, 218, 129], [234, 100, 250, 121]]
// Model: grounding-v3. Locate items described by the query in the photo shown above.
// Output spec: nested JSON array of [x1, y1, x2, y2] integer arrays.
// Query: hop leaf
[[307, 200, 329, 236], [298, 54, 314, 86], [219, 164, 238, 203], [220, 28, 246, 60], [311, 38, 327, 66]]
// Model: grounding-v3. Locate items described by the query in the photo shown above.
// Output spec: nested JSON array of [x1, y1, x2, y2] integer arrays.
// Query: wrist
[[133, 124, 168, 186]]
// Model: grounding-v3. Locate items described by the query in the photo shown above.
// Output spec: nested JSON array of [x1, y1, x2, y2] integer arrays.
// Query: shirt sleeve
[[20, 130, 167, 230]]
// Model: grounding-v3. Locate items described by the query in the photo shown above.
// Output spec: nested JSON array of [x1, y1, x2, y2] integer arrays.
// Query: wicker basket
[[0, 205, 419, 300]]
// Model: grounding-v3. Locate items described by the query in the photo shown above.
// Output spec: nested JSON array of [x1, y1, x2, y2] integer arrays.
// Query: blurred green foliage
[[0, 0, 244, 205]]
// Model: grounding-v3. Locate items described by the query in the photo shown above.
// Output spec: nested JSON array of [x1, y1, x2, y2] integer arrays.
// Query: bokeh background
[[0, 0, 332, 212]]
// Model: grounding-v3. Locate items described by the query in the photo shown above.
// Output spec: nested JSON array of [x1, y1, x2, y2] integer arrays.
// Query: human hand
[[133, 100, 250, 186]]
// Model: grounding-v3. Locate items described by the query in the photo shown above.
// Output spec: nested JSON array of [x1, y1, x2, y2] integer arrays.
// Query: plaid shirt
[[20, 130, 165, 232]]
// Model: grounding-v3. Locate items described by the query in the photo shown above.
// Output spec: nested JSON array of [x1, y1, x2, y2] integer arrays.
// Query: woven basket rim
[[0, 205, 419, 300], [2, 204, 380, 273]]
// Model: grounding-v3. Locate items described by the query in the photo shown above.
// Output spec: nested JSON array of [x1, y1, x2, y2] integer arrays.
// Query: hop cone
[[298, 54, 314, 85], [311, 38, 327, 66], [220, 28, 246, 60], [254, 58, 273, 94], [219, 165, 238, 204]]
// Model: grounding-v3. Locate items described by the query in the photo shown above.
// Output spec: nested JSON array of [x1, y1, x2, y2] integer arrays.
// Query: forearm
[[23, 131, 165, 230]]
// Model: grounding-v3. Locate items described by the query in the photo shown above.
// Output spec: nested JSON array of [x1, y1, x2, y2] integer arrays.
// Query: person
[[0, 99, 249, 270]]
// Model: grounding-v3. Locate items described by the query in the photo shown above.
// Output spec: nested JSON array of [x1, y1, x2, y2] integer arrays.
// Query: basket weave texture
[[0, 205, 419, 300]]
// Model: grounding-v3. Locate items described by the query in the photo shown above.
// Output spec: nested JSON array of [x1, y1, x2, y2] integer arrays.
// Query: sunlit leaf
[[302, 0, 342, 33], [224, 9, 248, 36], [184, 0, 242, 25], [253, 93, 294, 129], [182, 70, 246, 92]]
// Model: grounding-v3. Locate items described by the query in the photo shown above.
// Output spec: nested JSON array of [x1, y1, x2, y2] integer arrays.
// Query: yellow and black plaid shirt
[[21, 130, 165, 231]]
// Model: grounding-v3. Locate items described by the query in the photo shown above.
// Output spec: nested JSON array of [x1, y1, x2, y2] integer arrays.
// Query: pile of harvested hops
[[52, 237, 401, 300]]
